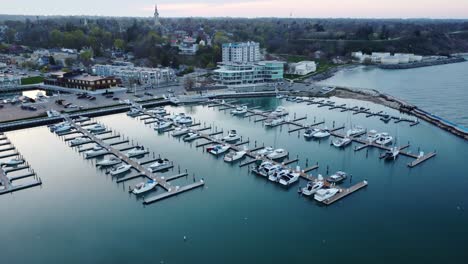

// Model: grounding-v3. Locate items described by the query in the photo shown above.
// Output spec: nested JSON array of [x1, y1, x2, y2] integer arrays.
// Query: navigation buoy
[[183, 235, 187, 241]]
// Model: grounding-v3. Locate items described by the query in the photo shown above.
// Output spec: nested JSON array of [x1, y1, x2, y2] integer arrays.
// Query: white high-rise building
[[222, 42, 261, 63]]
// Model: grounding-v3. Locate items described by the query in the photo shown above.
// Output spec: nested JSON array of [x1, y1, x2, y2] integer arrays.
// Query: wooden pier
[[0, 134, 41, 195], [58, 117, 204, 204]]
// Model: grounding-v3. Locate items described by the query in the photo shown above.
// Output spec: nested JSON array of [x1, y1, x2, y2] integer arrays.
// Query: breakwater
[[377, 57, 466, 69]]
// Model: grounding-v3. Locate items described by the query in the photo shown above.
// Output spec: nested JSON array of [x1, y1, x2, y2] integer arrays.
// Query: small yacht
[[380, 115, 392, 123], [154, 121, 173, 131], [147, 107, 166, 115], [312, 128, 330, 139], [177, 116, 193, 125], [126, 146, 147, 157], [304, 127, 320, 139], [346, 126, 365, 137], [279, 171, 300, 186], [148, 158, 172, 172], [54, 124, 72, 134], [332, 137, 352, 148], [207, 144, 230, 155], [366, 130, 381, 142], [110, 164, 132, 176], [271, 106, 288, 116], [314, 188, 341, 202], [183, 132, 199, 142], [132, 179, 157, 194], [70, 137, 90, 146], [74, 116, 90, 123], [171, 126, 190, 137], [326, 171, 347, 184], [269, 169, 289, 182], [375, 133, 393, 145], [50, 122, 68, 132], [223, 130, 240, 143], [301, 179, 325, 196], [1, 158, 24, 167], [96, 157, 121, 167], [267, 149, 289, 160], [276, 94, 285, 99], [264, 117, 285, 127], [383, 146, 400, 160], [256, 146, 274, 157], [231, 106, 248, 115], [85, 146, 107, 157], [87, 124, 106, 133], [126, 108, 142, 117], [253, 161, 274, 176], [223, 150, 247, 163]]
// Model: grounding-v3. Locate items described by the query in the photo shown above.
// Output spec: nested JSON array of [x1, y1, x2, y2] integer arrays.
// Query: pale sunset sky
[[1, 0, 468, 18]]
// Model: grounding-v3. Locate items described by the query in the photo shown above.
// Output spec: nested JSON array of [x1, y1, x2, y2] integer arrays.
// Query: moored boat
[[223, 130, 240, 143], [267, 149, 289, 160], [1, 158, 24, 167], [126, 146, 147, 157], [301, 178, 325, 196], [231, 106, 248, 115], [132, 179, 157, 194], [148, 158, 172, 172], [110, 164, 132, 176], [332, 137, 352, 148], [375, 133, 393, 145], [223, 150, 247, 163], [96, 157, 121, 167], [314, 188, 341, 202], [207, 144, 230, 155], [326, 171, 347, 183]]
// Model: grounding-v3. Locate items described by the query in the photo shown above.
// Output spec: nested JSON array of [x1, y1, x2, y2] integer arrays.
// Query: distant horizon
[[1, 0, 468, 19]]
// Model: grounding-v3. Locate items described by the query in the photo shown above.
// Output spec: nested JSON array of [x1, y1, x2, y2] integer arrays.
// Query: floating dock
[[0, 133, 42, 195]]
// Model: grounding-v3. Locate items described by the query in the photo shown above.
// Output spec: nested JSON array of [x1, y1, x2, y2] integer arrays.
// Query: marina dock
[[53, 117, 205, 204], [0, 133, 42, 195]]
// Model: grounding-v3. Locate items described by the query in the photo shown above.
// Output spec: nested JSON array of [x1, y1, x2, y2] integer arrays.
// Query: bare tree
[[184, 77, 196, 90]]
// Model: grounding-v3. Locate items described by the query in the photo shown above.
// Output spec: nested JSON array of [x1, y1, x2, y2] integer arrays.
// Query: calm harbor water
[[1, 97, 468, 263], [320, 60, 468, 127]]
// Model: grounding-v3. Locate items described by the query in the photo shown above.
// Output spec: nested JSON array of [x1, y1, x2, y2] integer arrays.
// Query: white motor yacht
[[231, 106, 248, 115], [172, 113, 193, 125], [172, 126, 190, 137], [314, 188, 341, 202], [267, 149, 289, 160], [96, 157, 121, 167], [87, 124, 106, 133], [272, 106, 288, 116], [223, 150, 247, 163], [70, 137, 90, 146], [85, 146, 107, 157], [132, 179, 157, 194], [50, 122, 68, 132], [279, 171, 300, 186], [154, 121, 173, 131], [303, 128, 319, 139], [110, 164, 132, 176], [74, 116, 90, 123], [147, 107, 166, 115], [301, 180, 324, 196], [332, 137, 352, 148], [1, 158, 24, 167], [346, 126, 365, 137], [366, 130, 381, 142], [54, 124, 72, 134], [126, 146, 147, 157], [312, 128, 330, 139], [148, 158, 172, 172], [256, 146, 274, 157], [46, 110, 61, 118], [127, 108, 142, 117], [223, 130, 240, 143], [375, 133, 393, 145], [269, 169, 289, 182], [326, 171, 347, 183], [264, 117, 285, 127], [276, 94, 285, 99], [207, 144, 230, 155], [183, 132, 199, 141], [253, 161, 274, 176]]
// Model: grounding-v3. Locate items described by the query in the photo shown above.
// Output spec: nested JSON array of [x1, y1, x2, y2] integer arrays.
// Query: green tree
[[114, 38, 126, 50]]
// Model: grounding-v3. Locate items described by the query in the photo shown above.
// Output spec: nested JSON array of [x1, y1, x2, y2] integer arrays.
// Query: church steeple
[[154, 3, 161, 26]]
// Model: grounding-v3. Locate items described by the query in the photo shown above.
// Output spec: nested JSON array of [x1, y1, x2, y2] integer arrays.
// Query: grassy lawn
[[21, 76, 44, 85]]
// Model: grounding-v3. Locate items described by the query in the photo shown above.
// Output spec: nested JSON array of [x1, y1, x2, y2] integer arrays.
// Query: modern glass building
[[213, 61, 285, 88]]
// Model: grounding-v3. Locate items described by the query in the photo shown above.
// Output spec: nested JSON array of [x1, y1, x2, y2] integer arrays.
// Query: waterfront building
[[213, 61, 285, 88], [287, 61, 317, 75], [352, 51, 423, 64], [92, 64, 176, 86], [222, 42, 261, 63], [0, 74, 21, 88], [44, 71, 120, 91]]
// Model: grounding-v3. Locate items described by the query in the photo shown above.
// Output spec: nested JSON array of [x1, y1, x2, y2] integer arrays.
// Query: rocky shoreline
[[329, 87, 468, 140]]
